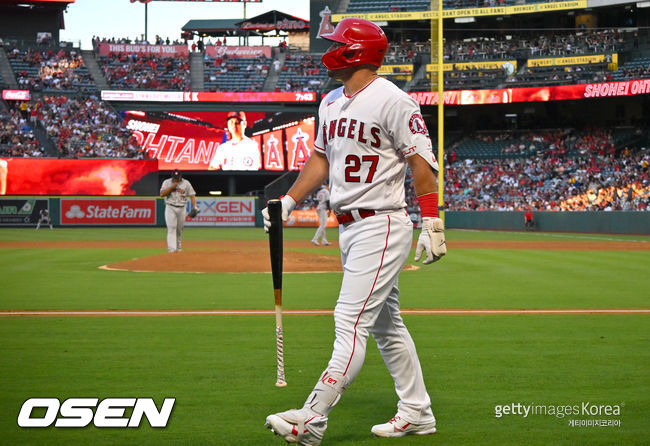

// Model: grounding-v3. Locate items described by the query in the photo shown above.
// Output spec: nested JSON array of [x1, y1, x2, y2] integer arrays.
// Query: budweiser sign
[[2, 90, 31, 101], [205, 45, 271, 59], [239, 19, 308, 30], [61, 199, 156, 225]]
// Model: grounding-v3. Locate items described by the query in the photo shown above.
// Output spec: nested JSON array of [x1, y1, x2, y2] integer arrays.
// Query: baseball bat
[[267, 199, 287, 387]]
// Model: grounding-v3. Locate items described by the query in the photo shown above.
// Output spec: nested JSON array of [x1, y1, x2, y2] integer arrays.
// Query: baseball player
[[160, 169, 198, 253], [311, 184, 331, 246], [263, 18, 446, 445], [208, 111, 262, 171], [35, 208, 53, 230]]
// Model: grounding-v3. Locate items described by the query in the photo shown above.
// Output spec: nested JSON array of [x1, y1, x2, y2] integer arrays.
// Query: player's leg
[[268, 213, 412, 444], [369, 285, 436, 436], [165, 205, 178, 252], [312, 210, 328, 245], [176, 207, 186, 251], [319, 210, 330, 245], [305, 213, 412, 415]]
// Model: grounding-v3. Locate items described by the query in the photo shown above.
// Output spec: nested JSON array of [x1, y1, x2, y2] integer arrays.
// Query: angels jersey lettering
[[314, 77, 438, 214]]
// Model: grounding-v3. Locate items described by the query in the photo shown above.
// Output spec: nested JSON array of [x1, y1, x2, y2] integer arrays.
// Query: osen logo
[[18, 397, 175, 428]]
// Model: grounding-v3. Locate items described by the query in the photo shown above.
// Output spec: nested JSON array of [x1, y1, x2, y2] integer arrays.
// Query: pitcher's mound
[[101, 240, 342, 273]]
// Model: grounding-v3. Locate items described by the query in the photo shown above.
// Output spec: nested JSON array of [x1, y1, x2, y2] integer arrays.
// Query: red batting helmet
[[320, 18, 388, 71]]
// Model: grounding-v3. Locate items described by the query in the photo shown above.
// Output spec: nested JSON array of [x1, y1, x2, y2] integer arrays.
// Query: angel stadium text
[[18, 397, 175, 428]]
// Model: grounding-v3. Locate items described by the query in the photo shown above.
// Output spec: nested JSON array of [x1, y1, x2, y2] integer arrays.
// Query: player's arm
[[262, 151, 329, 232], [408, 153, 437, 197], [160, 180, 178, 197], [287, 151, 329, 204], [408, 154, 446, 264]]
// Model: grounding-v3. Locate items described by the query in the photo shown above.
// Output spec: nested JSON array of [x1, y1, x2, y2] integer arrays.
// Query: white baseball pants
[[311, 210, 434, 424], [312, 208, 329, 243], [164, 204, 186, 252]]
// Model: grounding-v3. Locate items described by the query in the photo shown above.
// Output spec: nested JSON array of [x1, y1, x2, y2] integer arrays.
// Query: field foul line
[[0, 309, 648, 317]]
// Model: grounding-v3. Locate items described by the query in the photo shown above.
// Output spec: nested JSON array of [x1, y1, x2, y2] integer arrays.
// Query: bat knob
[[275, 381, 287, 388]]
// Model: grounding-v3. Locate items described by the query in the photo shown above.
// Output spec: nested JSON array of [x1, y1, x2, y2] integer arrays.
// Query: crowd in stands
[[446, 29, 623, 61], [618, 63, 650, 80], [277, 53, 327, 92], [99, 53, 190, 90], [92, 36, 185, 47], [37, 96, 143, 159], [6, 47, 95, 93], [445, 129, 649, 211], [204, 54, 268, 92], [0, 106, 45, 157]]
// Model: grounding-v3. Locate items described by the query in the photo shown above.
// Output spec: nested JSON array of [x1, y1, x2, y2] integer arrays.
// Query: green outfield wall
[[2, 197, 648, 233], [445, 211, 650, 234]]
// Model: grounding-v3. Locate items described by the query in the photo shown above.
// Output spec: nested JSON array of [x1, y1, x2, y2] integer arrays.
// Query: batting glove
[[262, 195, 297, 233], [414, 217, 447, 264]]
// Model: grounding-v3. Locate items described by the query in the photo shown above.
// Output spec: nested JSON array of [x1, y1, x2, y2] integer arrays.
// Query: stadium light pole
[[430, 0, 444, 216], [145, 2, 148, 43]]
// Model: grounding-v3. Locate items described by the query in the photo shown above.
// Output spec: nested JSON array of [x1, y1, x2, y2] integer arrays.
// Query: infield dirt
[[2, 239, 647, 274]]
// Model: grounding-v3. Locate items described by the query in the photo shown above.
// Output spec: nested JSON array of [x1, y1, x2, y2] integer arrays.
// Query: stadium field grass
[[0, 227, 648, 445]]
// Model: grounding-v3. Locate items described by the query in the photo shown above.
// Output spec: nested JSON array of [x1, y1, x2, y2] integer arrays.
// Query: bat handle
[[275, 305, 287, 387]]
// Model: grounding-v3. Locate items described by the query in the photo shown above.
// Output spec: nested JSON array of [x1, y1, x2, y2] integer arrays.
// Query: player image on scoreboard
[[208, 111, 261, 171], [121, 110, 315, 172]]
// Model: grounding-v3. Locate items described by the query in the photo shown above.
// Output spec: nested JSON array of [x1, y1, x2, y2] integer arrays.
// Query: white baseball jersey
[[315, 77, 438, 214], [209, 136, 261, 171], [316, 187, 330, 211], [160, 178, 196, 207]]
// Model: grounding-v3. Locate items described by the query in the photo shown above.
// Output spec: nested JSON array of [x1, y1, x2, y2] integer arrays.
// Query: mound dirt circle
[[105, 245, 343, 274]]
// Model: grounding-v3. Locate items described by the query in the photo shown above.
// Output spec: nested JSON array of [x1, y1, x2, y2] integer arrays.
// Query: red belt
[[335, 209, 376, 225]]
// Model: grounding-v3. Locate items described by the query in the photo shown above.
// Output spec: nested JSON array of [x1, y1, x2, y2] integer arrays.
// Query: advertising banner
[[378, 64, 414, 75], [185, 197, 256, 227], [408, 79, 650, 105], [205, 45, 272, 59], [97, 43, 189, 58], [262, 129, 285, 171], [332, 0, 587, 21], [101, 90, 317, 103], [285, 121, 315, 171], [0, 158, 158, 196], [2, 90, 31, 101], [310, 1, 335, 54], [528, 54, 613, 67], [60, 199, 156, 226], [427, 60, 517, 72], [0, 198, 48, 226], [285, 209, 337, 228]]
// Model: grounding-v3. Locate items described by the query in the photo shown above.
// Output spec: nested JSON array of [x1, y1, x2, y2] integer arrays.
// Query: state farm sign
[[61, 199, 156, 225]]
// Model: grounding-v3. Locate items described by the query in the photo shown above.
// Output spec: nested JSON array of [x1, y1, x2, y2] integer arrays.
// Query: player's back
[[316, 77, 429, 213]]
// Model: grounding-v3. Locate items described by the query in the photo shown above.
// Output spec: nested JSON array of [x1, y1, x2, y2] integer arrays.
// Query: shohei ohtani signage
[[60, 199, 156, 225]]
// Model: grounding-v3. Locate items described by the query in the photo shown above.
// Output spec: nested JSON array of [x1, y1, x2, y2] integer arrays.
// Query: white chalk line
[[0, 309, 648, 317]]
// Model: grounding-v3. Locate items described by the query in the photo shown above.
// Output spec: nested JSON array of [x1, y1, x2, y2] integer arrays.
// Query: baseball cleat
[[322, 241, 331, 246], [371, 415, 436, 438], [311, 240, 320, 246], [265, 409, 324, 445]]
